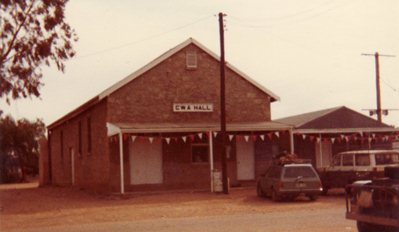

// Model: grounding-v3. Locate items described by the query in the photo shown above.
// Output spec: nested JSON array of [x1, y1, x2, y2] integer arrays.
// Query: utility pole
[[362, 52, 395, 122], [219, 12, 229, 194]]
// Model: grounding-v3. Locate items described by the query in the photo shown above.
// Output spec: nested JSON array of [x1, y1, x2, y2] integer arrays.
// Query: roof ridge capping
[[98, 37, 280, 101]]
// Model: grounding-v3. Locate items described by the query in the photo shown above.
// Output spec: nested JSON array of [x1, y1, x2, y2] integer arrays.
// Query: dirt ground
[[0, 181, 348, 231]]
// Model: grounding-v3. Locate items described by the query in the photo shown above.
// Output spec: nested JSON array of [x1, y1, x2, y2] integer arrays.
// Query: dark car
[[345, 166, 399, 232], [257, 163, 323, 201]]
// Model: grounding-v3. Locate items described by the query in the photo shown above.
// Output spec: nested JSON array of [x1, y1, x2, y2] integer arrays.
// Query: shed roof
[[276, 106, 395, 133]]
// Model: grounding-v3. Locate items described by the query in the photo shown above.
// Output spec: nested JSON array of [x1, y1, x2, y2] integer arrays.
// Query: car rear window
[[375, 153, 399, 165], [283, 166, 317, 178]]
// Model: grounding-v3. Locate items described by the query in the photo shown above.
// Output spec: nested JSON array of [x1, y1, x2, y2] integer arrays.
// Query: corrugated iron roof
[[110, 121, 292, 134]]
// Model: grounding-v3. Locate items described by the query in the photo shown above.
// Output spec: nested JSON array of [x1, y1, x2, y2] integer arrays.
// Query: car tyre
[[308, 194, 318, 201], [321, 187, 329, 195], [271, 189, 280, 202], [257, 184, 265, 198]]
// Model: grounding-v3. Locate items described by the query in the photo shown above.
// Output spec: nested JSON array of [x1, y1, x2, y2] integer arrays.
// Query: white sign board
[[173, 103, 213, 112]]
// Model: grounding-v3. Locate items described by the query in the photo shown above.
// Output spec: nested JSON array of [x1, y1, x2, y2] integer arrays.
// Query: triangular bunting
[[182, 136, 187, 143], [149, 137, 154, 143], [267, 133, 273, 140], [131, 135, 136, 142], [244, 135, 250, 142], [229, 134, 234, 141], [213, 131, 218, 138], [260, 135, 265, 141], [274, 132, 280, 138], [165, 137, 171, 144], [198, 133, 203, 140]]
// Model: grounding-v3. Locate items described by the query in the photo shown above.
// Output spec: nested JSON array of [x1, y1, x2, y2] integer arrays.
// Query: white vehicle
[[318, 150, 399, 194]]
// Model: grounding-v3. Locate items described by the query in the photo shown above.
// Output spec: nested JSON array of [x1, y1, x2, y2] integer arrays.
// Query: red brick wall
[[108, 44, 271, 124], [162, 137, 210, 189], [49, 100, 111, 192], [49, 42, 275, 193], [105, 43, 273, 191]]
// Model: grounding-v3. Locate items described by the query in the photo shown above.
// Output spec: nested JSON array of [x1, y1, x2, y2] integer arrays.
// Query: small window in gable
[[186, 51, 197, 70]]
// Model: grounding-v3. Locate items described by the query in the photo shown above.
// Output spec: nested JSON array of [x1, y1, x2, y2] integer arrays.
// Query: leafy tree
[[0, 115, 45, 183], [0, 0, 77, 102]]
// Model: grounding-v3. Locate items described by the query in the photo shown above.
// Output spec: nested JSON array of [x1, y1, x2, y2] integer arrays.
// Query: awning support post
[[118, 132, 125, 195], [289, 129, 295, 154], [209, 131, 214, 192], [319, 133, 323, 168]]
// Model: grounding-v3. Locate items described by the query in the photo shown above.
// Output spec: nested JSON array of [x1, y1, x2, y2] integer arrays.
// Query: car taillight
[[318, 182, 323, 191]]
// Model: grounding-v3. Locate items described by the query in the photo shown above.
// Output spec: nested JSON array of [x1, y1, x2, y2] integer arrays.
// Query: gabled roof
[[48, 38, 279, 129], [276, 106, 393, 130], [99, 38, 280, 101]]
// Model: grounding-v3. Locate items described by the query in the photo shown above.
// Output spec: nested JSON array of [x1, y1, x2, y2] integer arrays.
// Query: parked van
[[317, 150, 399, 194]]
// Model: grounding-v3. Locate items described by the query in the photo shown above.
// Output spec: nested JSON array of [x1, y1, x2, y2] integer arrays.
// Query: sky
[[1, 0, 399, 127]]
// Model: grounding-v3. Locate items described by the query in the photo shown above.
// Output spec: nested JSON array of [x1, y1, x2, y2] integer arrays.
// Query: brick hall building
[[46, 38, 291, 193]]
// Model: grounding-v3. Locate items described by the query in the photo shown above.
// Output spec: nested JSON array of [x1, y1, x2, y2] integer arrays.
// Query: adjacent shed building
[[276, 106, 399, 168], [47, 38, 291, 193]]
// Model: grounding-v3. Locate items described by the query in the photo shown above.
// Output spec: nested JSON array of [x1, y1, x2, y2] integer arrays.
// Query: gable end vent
[[186, 51, 197, 70]]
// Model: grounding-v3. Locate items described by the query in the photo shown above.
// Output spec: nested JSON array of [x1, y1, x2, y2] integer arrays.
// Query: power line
[[229, 0, 336, 22], [381, 78, 399, 94], [74, 15, 213, 59], [228, 0, 358, 29]]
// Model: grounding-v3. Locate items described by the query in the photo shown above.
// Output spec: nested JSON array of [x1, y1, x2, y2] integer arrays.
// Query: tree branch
[[0, 0, 36, 64]]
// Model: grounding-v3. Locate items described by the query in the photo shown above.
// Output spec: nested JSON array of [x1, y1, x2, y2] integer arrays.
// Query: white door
[[236, 140, 255, 180], [129, 139, 163, 185], [315, 141, 332, 168]]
